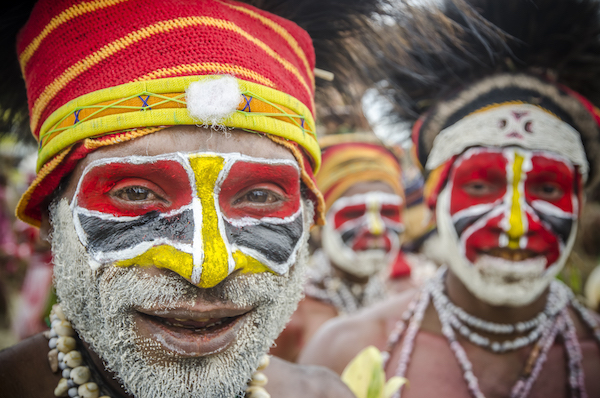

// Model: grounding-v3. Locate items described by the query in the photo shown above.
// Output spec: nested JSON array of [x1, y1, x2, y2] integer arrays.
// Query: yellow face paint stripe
[[30, 16, 312, 133], [189, 155, 232, 288], [507, 152, 526, 248], [366, 200, 385, 236], [18, 0, 129, 71], [114, 245, 194, 280]]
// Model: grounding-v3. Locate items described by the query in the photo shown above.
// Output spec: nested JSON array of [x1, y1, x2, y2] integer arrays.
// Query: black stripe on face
[[453, 209, 494, 238], [223, 216, 303, 266], [77, 209, 194, 255], [532, 211, 573, 245]]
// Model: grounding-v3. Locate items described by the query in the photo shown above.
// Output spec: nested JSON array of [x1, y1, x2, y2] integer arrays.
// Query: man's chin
[[449, 254, 553, 307]]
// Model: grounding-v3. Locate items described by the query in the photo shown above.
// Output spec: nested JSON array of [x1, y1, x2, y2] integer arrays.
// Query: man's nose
[[504, 152, 527, 249], [366, 202, 385, 236]]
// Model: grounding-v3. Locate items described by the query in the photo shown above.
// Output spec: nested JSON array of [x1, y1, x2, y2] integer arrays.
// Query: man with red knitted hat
[[0, 0, 384, 397]]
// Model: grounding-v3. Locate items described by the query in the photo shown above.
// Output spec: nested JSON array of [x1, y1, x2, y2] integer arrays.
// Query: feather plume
[[379, 0, 600, 122]]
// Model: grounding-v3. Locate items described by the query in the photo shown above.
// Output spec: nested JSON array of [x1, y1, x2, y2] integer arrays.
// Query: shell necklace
[[382, 266, 600, 398], [45, 303, 271, 398]]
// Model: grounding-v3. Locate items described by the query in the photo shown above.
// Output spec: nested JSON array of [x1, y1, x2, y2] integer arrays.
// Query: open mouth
[[481, 248, 540, 261], [134, 307, 252, 357]]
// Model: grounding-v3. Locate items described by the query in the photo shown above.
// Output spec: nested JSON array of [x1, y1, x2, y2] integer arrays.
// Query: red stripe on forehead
[[77, 159, 192, 216], [219, 161, 301, 219]]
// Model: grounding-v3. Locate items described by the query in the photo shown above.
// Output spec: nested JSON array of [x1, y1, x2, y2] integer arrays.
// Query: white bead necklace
[[304, 249, 385, 315], [45, 303, 272, 398], [429, 272, 569, 353], [383, 266, 600, 398]]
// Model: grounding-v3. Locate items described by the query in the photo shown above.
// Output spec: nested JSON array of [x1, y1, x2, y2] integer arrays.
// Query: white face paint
[[435, 146, 581, 306], [50, 198, 313, 398], [321, 191, 404, 278], [427, 104, 589, 181]]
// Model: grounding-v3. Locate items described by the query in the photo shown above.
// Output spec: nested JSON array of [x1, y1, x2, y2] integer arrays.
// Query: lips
[[482, 248, 540, 261], [352, 234, 391, 251], [134, 305, 252, 357]]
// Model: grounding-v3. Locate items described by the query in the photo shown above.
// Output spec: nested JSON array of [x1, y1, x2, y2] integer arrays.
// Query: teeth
[[174, 318, 188, 322]]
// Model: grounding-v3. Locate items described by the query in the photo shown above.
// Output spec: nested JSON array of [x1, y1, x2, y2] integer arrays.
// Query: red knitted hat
[[16, 0, 324, 226]]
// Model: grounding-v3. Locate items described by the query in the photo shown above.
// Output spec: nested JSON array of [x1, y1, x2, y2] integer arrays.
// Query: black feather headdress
[[379, 0, 600, 194], [0, 0, 386, 141]]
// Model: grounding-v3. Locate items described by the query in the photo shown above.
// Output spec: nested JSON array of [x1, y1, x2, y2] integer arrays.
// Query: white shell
[[54, 378, 69, 397], [249, 372, 268, 386], [62, 368, 71, 378], [78, 382, 100, 398], [64, 351, 83, 368], [54, 320, 75, 337], [257, 355, 270, 371], [53, 305, 67, 321], [246, 386, 271, 398], [49, 337, 58, 349], [71, 366, 91, 384], [67, 386, 78, 397], [57, 336, 76, 353]]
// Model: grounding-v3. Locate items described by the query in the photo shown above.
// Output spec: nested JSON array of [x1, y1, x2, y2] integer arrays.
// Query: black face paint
[[224, 215, 303, 266], [78, 209, 194, 255]]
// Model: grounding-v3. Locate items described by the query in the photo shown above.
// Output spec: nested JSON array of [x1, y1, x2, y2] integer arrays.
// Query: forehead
[[63, 126, 296, 199]]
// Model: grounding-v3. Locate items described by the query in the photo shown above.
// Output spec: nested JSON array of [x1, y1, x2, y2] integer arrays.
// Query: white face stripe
[[70, 150, 304, 283], [426, 104, 589, 180]]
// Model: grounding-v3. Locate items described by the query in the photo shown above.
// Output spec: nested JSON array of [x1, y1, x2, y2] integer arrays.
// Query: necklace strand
[[46, 304, 271, 398], [383, 266, 596, 398]]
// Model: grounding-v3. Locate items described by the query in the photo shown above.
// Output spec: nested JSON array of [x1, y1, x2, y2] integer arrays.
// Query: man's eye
[[114, 186, 159, 202], [239, 189, 281, 204], [531, 183, 564, 200], [462, 181, 497, 196]]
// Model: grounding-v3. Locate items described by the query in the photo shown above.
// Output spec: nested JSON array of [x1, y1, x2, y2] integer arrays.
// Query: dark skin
[[299, 268, 600, 398], [270, 180, 399, 362], [0, 126, 354, 398]]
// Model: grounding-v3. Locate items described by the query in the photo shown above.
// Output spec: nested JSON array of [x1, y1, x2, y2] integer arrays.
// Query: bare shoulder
[[298, 288, 419, 374], [0, 332, 60, 397], [264, 356, 354, 398]]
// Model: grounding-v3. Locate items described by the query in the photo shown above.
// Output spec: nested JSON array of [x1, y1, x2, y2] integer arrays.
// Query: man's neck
[[330, 261, 370, 285], [80, 337, 133, 398], [444, 269, 549, 325]]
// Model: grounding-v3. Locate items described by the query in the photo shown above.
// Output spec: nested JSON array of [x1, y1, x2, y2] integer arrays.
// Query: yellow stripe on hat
[[30, 16, 312, 133], [134, 62, 277, 88], [217, 0, 313, 87], [18, 0, 129, 72]]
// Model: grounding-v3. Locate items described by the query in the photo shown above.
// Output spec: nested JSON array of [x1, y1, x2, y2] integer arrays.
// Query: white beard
[[50, 198, 312, 398], [320, 221, 397, 278], [436, 186, 575, 307]]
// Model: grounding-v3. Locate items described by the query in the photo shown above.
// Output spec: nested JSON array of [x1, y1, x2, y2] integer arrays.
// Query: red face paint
[[327, 192, 403, 253], [448, 147, 579, 268], [218, 161, 301, 220], [77, 159, 193, 217]]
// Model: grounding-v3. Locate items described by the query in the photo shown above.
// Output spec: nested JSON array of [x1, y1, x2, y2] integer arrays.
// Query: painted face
[[437, 146, 581, 305], [71, 151, 305, 288], [321, 191, 404, 277]]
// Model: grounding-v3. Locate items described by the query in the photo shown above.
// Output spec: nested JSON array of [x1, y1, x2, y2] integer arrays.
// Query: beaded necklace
[[382, 267, 600, 398], [304, 249, 386, 315], [45, 304, 272, 398]]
